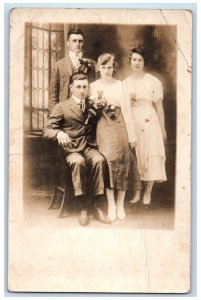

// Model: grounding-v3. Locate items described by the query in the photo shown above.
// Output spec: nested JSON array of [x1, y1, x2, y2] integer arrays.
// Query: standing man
[[44, 72, 110, 226], [49, 28, 96, 111]]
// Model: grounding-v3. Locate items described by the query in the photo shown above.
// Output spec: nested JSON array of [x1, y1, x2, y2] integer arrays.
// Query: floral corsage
[[78, 58, 93, 74]]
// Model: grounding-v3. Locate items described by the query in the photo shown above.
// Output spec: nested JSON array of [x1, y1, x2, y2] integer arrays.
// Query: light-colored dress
[[89, 79, 141, 191], [122, 73, 167, 182]]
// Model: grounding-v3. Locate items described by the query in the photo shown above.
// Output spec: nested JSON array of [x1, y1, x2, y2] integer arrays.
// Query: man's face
[[67, 34, 84, 54], [70, 79, 89, 99]]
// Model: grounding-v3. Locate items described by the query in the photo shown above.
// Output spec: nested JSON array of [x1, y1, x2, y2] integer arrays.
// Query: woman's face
[[130, 52, 145, 72], [99, 59, 114, 79]]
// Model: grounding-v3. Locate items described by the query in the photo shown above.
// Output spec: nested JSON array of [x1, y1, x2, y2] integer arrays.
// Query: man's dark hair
[[69, 72, 88, 84], [67, 28, 85, 40]]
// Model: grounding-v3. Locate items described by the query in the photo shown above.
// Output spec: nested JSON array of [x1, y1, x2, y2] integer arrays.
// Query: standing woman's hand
[[155, 99, 167, 144], [129, 138, 137, 149], [161, 127, 167, 144]]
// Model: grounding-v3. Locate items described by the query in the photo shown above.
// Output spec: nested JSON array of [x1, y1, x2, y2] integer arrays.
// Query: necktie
[[79, 99, 85, 113]]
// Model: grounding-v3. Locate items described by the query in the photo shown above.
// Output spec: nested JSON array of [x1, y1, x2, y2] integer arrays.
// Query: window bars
[[24, 23, 64, 134]]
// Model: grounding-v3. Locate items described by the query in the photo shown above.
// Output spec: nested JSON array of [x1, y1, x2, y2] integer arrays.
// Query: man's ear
[[66, 40, 70, 48], [69, 83, 73, 92]]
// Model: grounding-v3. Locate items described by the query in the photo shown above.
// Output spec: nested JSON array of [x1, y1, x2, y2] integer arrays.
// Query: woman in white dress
[[89, 53, 141, 221], [123, 45, 167, 206]]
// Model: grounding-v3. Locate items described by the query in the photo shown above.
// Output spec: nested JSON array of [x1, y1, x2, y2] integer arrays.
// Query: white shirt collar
[[72, 95, 85, 104], [69, 51, 83, 60]]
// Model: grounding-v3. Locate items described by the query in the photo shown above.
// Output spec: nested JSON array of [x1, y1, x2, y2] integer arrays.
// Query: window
[[24, 23, 64, 134]]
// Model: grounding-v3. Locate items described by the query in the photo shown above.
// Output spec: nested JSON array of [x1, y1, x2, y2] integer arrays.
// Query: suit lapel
[[68, 97, 86, 123]]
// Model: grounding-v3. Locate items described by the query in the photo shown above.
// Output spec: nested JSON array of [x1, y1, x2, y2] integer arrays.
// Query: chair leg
[[57, 184, 68, 218], [48, 185, 60, 210]]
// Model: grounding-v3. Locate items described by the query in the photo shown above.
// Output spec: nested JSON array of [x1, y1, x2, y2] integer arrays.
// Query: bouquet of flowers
[[84, 91, 107, 125], [78, 58, 93, 74], [84, 90, 118, 125]]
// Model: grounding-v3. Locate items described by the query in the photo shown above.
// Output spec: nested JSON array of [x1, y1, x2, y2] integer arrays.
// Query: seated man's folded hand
[[57, 131, 72, 147]]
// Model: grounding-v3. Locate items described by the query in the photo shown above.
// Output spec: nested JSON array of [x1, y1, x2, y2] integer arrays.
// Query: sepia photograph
[[8, 8, 192, 293]]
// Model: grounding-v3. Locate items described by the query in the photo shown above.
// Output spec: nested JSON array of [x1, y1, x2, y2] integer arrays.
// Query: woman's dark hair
[[67, 28, 85, 40], [129, 44, 147, 64]]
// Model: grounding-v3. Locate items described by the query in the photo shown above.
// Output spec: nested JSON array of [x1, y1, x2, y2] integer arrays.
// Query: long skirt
[[131, 103, 167, 182]]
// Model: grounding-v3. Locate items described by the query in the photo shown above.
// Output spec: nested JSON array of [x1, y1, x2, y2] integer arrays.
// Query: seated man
[[44, 72, 110, 226]]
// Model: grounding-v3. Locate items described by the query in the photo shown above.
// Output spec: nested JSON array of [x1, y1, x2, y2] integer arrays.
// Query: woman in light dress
[[123, 45, 167, 206], [89, 53, 141, 221]]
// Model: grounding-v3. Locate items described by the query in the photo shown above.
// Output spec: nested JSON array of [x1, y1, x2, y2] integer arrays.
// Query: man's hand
[[129, 138, 137, 149], [57, 131, 72, 147]]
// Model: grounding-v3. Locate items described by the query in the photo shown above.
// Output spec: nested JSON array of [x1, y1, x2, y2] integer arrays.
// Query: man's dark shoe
[[94, 207, 111, 224], [78, 210, 89, 226]]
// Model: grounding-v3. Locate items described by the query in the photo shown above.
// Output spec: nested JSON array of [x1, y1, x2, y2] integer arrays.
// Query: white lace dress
[[123, 73, 167, 182]]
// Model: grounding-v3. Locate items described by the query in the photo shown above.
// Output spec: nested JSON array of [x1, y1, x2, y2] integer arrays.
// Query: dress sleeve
[[121, 81, 137, 142], [153, 77, 163, 103], [89, 82, 97, 99]]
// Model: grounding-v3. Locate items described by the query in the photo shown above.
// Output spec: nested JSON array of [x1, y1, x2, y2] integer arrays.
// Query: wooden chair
[[48, 145, 73, 218]]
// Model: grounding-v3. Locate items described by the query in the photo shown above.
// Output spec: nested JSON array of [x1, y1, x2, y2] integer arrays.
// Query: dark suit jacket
[[44, 97, 97, 153], [49, 54, 96, 111]]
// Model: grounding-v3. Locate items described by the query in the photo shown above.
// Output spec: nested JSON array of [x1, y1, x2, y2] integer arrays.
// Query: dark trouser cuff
[[76, 195, 88, 210], [94, 194, 106, 209]]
